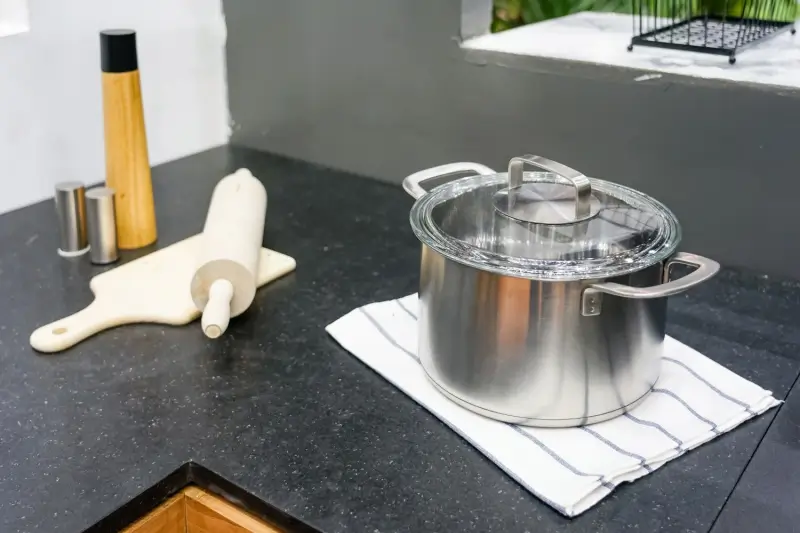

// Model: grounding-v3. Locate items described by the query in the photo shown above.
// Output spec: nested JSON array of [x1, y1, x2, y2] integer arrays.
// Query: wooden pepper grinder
[[100, 29, 157, 249]]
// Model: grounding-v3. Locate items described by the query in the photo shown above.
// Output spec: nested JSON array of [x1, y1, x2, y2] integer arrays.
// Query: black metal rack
[[628, 0, 797, 63]]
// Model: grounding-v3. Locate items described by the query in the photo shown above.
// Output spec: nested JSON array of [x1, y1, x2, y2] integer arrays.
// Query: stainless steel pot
[[403, 155, 719, 427]]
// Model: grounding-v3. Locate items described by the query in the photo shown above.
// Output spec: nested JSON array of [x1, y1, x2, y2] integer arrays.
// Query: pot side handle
[[588, 252, 720, 300], [403, 163, 496, 199]]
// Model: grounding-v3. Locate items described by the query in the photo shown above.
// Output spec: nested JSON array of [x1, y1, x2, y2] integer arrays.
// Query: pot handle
[[403, 163, 496, 200], [508, 155, 592, 221], [587, 252, 720, 300]]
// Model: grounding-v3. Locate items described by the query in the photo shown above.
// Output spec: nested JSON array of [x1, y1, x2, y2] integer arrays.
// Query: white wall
[[0, 0, 230, 214]]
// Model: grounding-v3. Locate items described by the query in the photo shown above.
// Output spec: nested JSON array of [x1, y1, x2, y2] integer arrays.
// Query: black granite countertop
[[1, 146, 799, 533]]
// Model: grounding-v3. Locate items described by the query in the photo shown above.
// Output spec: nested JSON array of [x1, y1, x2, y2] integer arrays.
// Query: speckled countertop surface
[[1, 146, 799, 533]]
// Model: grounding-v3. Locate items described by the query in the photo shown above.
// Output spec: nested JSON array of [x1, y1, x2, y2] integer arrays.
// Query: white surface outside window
[[0, 0, 29, 37], [463, 12, 800, 90]]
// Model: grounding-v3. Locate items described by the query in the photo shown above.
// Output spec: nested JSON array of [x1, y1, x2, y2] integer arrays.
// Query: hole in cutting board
[[52, 327, 67, 335]]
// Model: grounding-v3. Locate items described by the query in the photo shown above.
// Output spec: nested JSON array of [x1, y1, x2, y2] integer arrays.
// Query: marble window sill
[[461, 12, 800, 91]]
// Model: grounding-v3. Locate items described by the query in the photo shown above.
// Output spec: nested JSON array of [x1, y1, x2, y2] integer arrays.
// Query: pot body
[[418, 243, 665, 427]]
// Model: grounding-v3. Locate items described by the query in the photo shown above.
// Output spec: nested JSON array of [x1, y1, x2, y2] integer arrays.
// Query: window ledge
[[462, 12, 800, 91]]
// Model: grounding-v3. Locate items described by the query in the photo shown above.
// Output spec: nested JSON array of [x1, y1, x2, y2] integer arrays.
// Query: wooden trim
[[119, 492, 185, 533], [117, 486, 283, 533], [184, 486, 283, 533]]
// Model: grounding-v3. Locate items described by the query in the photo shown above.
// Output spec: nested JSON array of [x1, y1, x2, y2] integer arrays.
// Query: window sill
[[461, 12, 800, 91]]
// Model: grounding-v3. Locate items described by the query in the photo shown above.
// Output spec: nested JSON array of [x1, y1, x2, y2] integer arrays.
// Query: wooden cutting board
[[30, 234, 296, 354]]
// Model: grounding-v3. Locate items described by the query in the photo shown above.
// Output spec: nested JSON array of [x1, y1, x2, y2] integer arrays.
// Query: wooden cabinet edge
[[119, 492, 184, 533], [118, 486, 283, 533], [184, 485, 283, 533]]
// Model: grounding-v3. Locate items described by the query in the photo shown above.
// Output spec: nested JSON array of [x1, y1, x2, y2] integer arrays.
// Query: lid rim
[[409, 172, 682, 281], [410, 219, 681, 281]]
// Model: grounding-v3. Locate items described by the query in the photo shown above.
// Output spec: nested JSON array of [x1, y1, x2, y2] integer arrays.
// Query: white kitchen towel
[[326, 294, 781, 517]]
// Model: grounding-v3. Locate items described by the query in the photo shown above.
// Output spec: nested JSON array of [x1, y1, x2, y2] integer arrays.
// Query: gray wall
[[223, 0, 800, 279]]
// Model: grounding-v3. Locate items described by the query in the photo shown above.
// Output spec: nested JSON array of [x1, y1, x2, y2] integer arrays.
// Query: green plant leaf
[[493, 0, 797, 30]]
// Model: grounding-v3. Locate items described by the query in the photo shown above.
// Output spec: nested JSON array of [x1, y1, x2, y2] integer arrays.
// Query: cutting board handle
[[30, 299, 126, 354]]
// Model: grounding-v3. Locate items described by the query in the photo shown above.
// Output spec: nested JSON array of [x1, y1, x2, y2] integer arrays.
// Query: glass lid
[[407, 155, 681, 281]]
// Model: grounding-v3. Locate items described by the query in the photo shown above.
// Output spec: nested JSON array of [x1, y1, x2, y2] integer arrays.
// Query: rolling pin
[[190, 169, 267, 338]]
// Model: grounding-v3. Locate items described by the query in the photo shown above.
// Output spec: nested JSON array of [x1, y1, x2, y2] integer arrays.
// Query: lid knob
[[494, 155, 595, 225]]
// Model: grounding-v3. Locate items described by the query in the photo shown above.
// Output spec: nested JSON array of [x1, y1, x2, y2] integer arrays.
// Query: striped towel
[[326, 294, 780, 517]]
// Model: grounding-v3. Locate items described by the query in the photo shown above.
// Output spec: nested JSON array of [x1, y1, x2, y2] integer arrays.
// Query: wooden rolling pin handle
[[191, 168, 267, 339], [201, 279, 234, 339]]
